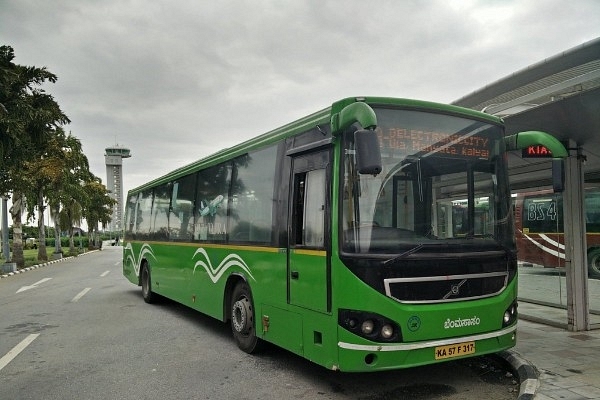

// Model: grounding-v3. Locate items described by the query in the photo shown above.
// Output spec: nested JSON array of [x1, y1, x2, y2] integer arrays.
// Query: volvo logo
[[443, 279, 467, 299], [451, 284, 460, 295]]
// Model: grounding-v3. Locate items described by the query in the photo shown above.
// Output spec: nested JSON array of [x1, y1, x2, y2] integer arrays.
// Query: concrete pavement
[[505, 304, 600, 400]]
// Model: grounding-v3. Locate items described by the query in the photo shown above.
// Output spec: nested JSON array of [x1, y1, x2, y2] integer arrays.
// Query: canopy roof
[[453, 38, 600, 190]]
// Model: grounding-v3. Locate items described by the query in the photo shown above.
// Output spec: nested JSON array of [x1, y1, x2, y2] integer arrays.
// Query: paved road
[[1, 247, 518, 399]]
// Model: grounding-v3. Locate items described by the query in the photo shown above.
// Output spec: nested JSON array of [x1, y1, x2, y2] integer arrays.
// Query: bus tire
[[588, 248, 600, 279], [231, 281, 263, 354], [141, 263, 156, 304]]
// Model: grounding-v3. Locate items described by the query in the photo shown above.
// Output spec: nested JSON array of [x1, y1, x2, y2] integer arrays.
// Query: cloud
[[2, 0, 599, 195]]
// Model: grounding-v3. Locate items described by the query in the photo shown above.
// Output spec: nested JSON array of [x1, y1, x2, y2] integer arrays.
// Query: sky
[[1, 0, 600, 197]]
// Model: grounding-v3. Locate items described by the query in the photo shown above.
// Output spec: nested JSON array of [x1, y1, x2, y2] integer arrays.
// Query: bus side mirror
[[552, 159, 564, 193], [355, 129, 382, 175]]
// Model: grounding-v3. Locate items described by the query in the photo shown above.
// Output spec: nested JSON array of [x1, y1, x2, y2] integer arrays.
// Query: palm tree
[[26, 130, 88, 260], [24, 97, 69, 262], [24, 136, 65, 262], [48, 201, 63, 257], [0, 45, 59, 171], [59, 197, 83, 255], [1, 45, 69, 267], [82, 178, 116, 249]]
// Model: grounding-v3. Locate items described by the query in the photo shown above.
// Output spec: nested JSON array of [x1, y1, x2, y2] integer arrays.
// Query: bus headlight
[[381, 324, 394, 339], [361, 320, 375, 335], [502, 301, 518, 327], [338, 310, 402, 342]]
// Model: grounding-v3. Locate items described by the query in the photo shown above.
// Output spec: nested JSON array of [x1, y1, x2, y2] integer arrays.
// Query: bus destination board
[[377, 127, 492, 159]]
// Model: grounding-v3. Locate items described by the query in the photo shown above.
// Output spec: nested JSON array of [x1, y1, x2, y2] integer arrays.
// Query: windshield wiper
[[383, 238, 514, 266], [383, 243, 445, 265]]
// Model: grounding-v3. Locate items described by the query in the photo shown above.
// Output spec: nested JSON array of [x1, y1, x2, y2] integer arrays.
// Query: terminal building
[[453, 37, 600, 331]]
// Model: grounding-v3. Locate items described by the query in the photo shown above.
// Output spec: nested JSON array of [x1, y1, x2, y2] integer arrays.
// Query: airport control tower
[[105, 145, 131, 233]]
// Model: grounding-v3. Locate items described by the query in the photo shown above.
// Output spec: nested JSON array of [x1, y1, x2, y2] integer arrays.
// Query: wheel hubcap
[[232, 297, 251, 334]]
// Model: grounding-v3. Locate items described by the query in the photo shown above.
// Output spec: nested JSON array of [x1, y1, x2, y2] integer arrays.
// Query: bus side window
[[125, 194, 138, 240], [522, 196, 562, 233], [151, 183, 171, 240], [293, 169, 325, 248], [169, 173, 196, 241], [136, 190, 153, 240], [194, 163, 231, 242], [229, 147, 277, 244]]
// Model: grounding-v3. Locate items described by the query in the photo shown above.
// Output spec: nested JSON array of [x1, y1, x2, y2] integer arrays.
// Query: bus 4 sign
[[522, 145, 553, 158]]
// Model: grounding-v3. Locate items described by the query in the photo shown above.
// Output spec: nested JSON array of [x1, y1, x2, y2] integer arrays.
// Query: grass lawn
[[5, 248, 87, 268]]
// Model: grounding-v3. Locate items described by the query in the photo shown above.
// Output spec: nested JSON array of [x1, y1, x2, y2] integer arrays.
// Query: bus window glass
[[152, 183, 171, 240], [229, 146, 276, 244], [442, 172, 496, 238], [169, 174, 196, 241], [342, 108, 510, 253], [136, 189, 153, 240], [515, 188, 600, 277], [125, 194, 137, 239], [585, 190, 600, 232], [303, 169, 326, 247], [195, 163, 231, 242], [518, 188, 600, 235], [522, 195, 562, 233]]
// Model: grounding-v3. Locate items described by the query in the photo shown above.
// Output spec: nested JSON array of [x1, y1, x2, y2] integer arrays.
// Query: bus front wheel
[[141, 264, 156, 304], [588, 248, 600, 279], [230, 281, 263, 354]]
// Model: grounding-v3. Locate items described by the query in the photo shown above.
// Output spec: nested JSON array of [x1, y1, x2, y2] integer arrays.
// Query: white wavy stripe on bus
[[519, 230, 565, 260], [192, 247, 256, 283], [124, 243, 156, 276], [538, 234, 565, 250]]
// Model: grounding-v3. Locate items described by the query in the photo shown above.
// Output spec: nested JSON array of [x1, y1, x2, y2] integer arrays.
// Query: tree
[[25, 129, 89, 260], [24, 131, 66, 261], [48, 201, 63, 256], [58, 197, 83, 255], [0, 45, 69, 267], [1, 46, 31, 167], [0, 45, 64, 193], [82, 178, 116, 249]]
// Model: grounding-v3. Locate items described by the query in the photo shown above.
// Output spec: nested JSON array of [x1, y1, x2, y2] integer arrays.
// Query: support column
[[562, 143, 590, 331]]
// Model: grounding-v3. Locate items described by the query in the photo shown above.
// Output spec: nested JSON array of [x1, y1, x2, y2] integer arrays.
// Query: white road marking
[[16, 277, 53, 293], [71, 287, 92, 302], [100, 270, 110, 277], [0, 334, 40, 372], [114, 261, 120, 266]]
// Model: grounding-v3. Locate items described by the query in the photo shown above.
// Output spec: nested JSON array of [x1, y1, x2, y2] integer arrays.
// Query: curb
[[0, 250, 99, 280], [498, 350, 539, 400]]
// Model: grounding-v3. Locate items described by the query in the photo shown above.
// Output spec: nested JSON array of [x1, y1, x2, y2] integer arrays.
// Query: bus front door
[[288, 150, 330, 314]]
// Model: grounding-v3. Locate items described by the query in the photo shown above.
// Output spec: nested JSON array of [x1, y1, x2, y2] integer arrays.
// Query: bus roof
[[129, 97, 502, 194]]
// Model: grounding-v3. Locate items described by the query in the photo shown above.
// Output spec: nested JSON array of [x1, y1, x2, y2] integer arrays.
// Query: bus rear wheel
[[141, 264, 156, 304], [230, 281, 263, 354], [588, 248, 600, 279]]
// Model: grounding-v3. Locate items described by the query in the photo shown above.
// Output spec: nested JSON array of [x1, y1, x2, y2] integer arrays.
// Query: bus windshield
[[342, 107, 513, 254]]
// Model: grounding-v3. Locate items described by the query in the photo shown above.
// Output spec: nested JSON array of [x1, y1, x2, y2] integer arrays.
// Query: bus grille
[[383, 272, 508, 304]]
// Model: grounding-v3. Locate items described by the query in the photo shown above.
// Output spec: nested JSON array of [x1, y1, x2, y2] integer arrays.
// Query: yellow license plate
[[434, 341, 475, 360]]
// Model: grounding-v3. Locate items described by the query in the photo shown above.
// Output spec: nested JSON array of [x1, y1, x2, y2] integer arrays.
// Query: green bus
[[123, 97, 565, 371]]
